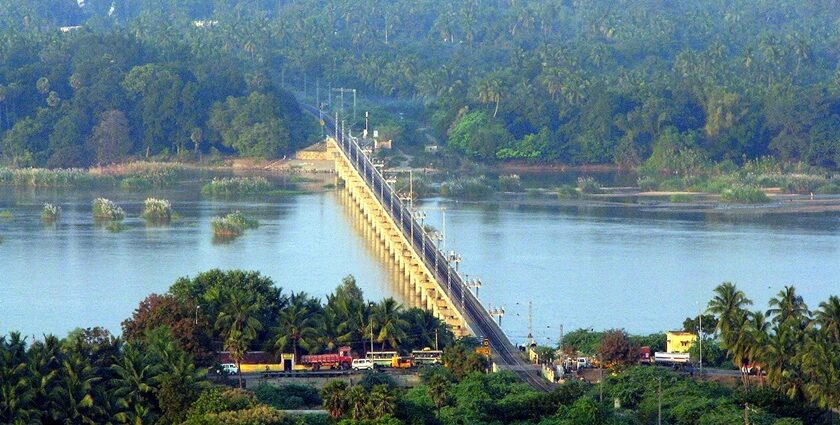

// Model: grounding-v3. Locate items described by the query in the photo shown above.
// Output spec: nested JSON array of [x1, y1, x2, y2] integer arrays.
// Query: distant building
[[193, 20, 219, 28], [374, 138, 392, 150], [666, 331, 697, 353], [424, 145, 440, 153], [59, 26, 83, 33]]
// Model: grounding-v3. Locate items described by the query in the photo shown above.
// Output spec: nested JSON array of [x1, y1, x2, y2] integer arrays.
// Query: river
[[1, 186, 838, 346]]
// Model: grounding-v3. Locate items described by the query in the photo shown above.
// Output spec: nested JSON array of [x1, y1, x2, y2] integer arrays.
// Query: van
[[221, 363, 238, 375], [352, 358, 376, 371], [576, 357, 590, 369]]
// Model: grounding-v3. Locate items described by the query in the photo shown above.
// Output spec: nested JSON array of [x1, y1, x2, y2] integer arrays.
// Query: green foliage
[[92, 197, 125, 221], [41, 203, 60, 222], [720, 185, 770, 204], [0, 167, 113, 188], [497, 174, 524, 192], [254, 384, 321, 410], [0, 210, 11, 219], [557, 184, 581, 200], [446, 111, 512, 160], [212, 211, 259, 238], [561, 329, 604, 356], [202, 177, 273, 197], [439, 176, 494, 200], [141, 198, 173, 224], [576, 177, 602, 194]]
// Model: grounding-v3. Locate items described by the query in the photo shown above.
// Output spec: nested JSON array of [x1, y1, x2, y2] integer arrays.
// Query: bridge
[[306, 107, 552, 391]]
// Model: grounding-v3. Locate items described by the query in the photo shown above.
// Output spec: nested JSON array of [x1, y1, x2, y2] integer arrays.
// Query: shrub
[[815, 183, 840, 194], [780, 174, 828, 193], [0, 167, 113, 188], [576, 176, 602, 194], [188, 387, 256, 418], [557, 184, 580, 199], [106, 221, 126, 232], [719, 185, 770, 204], [0, 210, 12, 219], [253, 384, 321, 409], [669, 194, 693, 203], [141, 198, 173, 223], [498, 174, 524, 192], [92, 198, 125, 221], [42, 203, 61, 222], [202, 177, 272, 197], [212, 211, 258, 238], [439, 176, 493, 199]]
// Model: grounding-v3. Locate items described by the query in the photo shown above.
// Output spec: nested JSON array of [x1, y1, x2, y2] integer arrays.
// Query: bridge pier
[[327, 138, 469, 337]]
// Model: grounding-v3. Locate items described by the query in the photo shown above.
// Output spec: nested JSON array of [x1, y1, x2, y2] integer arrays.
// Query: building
[[666, 331, 697, 353], [217, 351, 295, 373]]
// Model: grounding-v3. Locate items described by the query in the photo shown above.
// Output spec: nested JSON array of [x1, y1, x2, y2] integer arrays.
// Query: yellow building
[[666, 331, 697, 353]]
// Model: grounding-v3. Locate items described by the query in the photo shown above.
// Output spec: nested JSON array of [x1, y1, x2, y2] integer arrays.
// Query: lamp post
[[195, 305, 201, 325]]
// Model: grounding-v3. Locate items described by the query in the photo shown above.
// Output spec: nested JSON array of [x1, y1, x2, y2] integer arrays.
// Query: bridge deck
[[305, 105, 552, 392]]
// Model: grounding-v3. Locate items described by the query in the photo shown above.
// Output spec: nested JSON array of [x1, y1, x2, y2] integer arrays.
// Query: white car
[[221, 363, 239, 375], [351, 358, 376, 371]]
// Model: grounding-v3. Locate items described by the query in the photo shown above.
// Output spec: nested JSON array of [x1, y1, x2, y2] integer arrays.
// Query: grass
[[212, 211, 258, 238], [201, 177, 272, 197], [557, 184, 580, 199], [289, 175, 320, 184], [815, 183, 840, 194], [720, 185, 770, 204], [439, 176, 494, 200], [576, 176, 602, 194], [106, 221, 126, 233], [92, 198, 126, 221], [0, 210, 12, 219], [141, 198, 173, 224], [41, 203, 61, 222], [0, 167, 114, 188], [669, 194, 694, 203]]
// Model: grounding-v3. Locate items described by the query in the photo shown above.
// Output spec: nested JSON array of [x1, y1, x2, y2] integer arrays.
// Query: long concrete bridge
[[308, 108, 551, 391]]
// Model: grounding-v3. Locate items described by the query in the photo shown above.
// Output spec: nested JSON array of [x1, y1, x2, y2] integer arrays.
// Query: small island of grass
[[201, 176, 272, 197], [141, 198, 174, 224], [41, 203, 61, 222], [92, 198, 125, 221], [212, 211, 258, 238]]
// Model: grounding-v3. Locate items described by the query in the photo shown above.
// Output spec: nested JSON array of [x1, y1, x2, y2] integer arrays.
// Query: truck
[[654, 351, 691, 368], [639, 346, 653, 365], [300, 346, 353, 370], [390, 355, 414, 369]]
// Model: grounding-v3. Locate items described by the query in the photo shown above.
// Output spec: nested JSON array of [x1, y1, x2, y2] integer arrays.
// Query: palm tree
[[426, 374, 451, 413], [274, 292, 321, 359], [706, 282, 753, 344], [321, 380, 349, 420], [812, 295, 840, 343], [747, 311, 770, 386], [367, 384, 396, 419], [0, 337, 36, 424], [49, 354, 103, 424], [372, 298, 409, 351], [799, 333, 840, 414], [215, 288, 263, 388], [476, 76, 503, 118], [767, 285, 810, 328], [347, 385, 370, 420], [111, 344, 158, 416]]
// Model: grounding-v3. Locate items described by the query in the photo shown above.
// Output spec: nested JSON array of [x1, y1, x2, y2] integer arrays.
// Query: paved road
[[303, 104, 552, 392]]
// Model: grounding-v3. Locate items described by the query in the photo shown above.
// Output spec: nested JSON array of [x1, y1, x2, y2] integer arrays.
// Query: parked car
[[221, 363, 239, 375], [352, 358, 376, 371]]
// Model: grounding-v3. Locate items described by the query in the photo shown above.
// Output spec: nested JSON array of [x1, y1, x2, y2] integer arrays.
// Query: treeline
[[6, 1, 840, 168], [122, 270, 455, 368], [0, 21, 316, 168]]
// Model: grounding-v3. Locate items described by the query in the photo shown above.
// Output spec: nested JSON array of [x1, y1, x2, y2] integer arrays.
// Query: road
[[302, 104, 552, 392]]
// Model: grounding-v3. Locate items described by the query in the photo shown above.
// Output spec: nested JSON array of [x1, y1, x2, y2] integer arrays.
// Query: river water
[[1, 186, 838, 346]]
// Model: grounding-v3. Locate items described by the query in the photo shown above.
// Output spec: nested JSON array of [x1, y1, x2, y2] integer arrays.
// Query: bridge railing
[[331, 128, 516, 355]]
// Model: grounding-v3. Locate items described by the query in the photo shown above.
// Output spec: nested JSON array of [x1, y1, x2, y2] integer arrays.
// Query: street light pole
[[195, 305, 200, 325]]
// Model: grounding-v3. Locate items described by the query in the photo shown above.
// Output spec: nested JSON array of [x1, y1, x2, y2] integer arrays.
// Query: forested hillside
[[2, 0, 840, 168]]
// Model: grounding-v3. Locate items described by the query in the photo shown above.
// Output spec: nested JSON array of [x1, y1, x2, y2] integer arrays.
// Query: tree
[[214, 288, 263, 388], [88, 110, 131, 165], [812, 296, 840, 343], [372, 298, 409, 351], [367, 384, 397, 419], [682, 314, 719, 336], [706, 282, 752, 344], [273, 292, 320, 359], [598, 329, 639, 367], [321, 380, 348, 419], [426, 373, 452, 412], [767, 286, 811, 329]]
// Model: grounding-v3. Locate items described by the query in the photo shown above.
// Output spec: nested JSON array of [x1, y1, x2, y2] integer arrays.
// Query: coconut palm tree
[[767, 285, 810, 329], [799, 333, 840, 414], [273, 292, 321, 359], [215, 288, 263, 388], [372, 298, 409, 351], [706, 282, 752, 344], [0, 338, 36, 424], [111, 344, 158, 416], [812, 295, 840, 343], [367, 384, 396, 418], [321, 380, 349, 420], [426, 373, 451, 413], [49, 354, 103, 424]]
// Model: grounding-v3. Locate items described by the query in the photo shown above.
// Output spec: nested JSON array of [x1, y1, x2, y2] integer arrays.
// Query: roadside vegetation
[[211, 211, 258, 239]]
